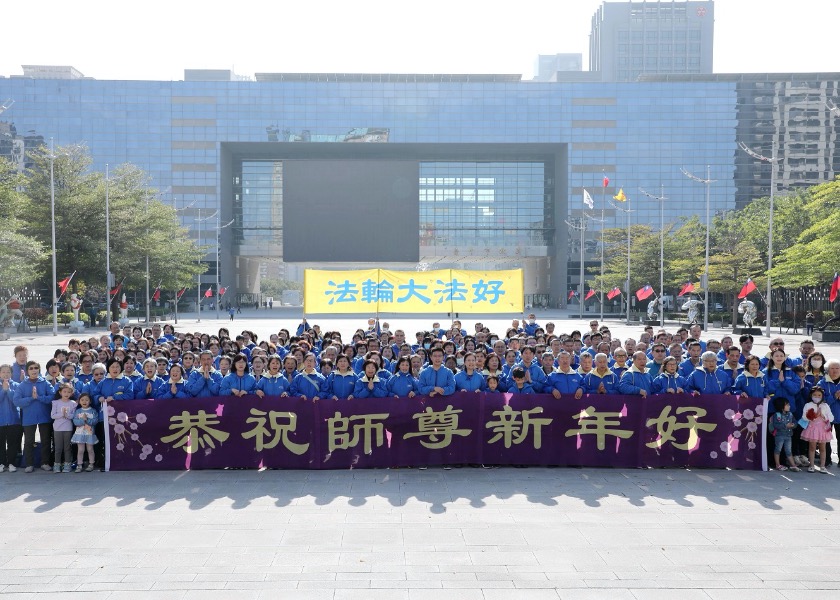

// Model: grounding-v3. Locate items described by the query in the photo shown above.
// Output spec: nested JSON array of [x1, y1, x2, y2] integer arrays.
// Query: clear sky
[[1, 0, 837, 81]]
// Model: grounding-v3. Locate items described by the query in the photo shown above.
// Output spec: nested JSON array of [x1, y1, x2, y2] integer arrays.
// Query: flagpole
[[105, 164, 111, 323], [49, 139, 58, 336], [600, 177, 606, 322], [174, 290, 179, 325]]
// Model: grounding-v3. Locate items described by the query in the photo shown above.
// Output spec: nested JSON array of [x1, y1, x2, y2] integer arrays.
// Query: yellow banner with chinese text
[[303, 269, 523, 314]]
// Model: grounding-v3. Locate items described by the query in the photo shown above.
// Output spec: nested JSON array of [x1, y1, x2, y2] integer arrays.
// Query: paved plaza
[[1, 310, 838, 598]]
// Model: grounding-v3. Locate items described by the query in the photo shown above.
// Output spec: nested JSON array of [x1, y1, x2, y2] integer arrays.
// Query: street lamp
[[640, 185, 666, 328], [215, 214, 235, 320], [608, 197, 635, 325], [565, 215, 587, 319], [195, 208, 218, 323], [105, 164, 113, 321], [49, 139, 58, 335], [739, 141, 778, 337], [681, 166, 717, 332]]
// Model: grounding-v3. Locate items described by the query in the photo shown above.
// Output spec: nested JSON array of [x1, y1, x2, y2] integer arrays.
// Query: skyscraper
[[590, 0, 714, 82]]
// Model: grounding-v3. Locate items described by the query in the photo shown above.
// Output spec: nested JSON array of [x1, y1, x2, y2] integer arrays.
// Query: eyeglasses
[[653, 349, 666, 353]]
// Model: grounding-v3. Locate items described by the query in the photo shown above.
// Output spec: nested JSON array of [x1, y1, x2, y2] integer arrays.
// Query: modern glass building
[[1, 68, 838, 308]]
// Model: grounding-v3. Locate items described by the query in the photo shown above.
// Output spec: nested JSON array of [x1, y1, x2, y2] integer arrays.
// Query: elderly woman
[[685, 351, 731, 396]]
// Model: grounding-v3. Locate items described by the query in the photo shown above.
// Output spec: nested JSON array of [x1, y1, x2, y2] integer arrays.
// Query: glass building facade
[[1, 70, 838, 306]]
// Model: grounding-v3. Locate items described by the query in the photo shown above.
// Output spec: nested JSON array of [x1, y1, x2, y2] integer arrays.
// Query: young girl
[[769, 397, 800, 472], [51, 383, 77, 473], [800, 386, 834, 473], [71, 393, 98, 472]]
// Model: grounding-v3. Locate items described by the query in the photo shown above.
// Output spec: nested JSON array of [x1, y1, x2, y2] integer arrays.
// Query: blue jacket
[[353, 375, 389, 398], [507, 382, 535, 395], [546, 369, 583, 395], [325, 371, 358, 399], [583, 369, 620, 395], [769, 411, 795, 438], [60, 376, 84, 399], [418, 366, 456, 396], [290, 371, 325, 398], [618, 367, 653, 396], [97, 376, 136, 404], [220, 373, 257, 396], [72, 406, 99, 429], [651, 372, 688, 395], [156, 379, 190, 399], [0, 381, 21, 426], [11, 362, 28, 383], [733, 372, 768, 399], [764, 367, 800, 404], [454, 370, 484, 393], [134, 376, 166, 400], [720, 363, 744, 391], [678, 359, 701, 379], [646, 360, 666, 377], [610, 364, 629, 379], [387, 372, 419, 397], [13, 377, 54, 426], [186, 369, 223, 398], [685, 368, 731, 395], [523, 321, 541, 336], [514, 361, 547, 393], [481, 370, 509, 392], [256, 373, 291, 397]]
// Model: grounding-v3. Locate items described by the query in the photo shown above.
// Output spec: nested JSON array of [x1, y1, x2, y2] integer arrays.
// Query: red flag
[[607, 287, 621, 300], [602, 176, 610, 188], [218, 287, 227, 297], [567, 290, 577, 301], [678, 282, 695, 297], [635, 285, 654, 301], [738, 278, 757, 299], [109, 282, 122, 299], [152, 287, 161, 302], [585, 289, 596, 300], [204, 286, 213, 298], [57, 275, 72, 296], [830, 273, 840, 303], [176, 288, 187, 300]]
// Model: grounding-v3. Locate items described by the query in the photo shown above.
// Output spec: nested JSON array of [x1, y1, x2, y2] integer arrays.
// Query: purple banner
[[106, 393, 766, 471]]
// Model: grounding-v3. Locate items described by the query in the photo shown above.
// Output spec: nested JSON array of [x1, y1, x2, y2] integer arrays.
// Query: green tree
[[260, 277, 303, 298], [0, 158, 47, 291], [709, 210, 766, 323]]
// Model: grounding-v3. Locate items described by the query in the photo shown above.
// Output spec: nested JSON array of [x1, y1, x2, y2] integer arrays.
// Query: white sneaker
[[7, 464, 16, 473], [0, 464, 4, 473]]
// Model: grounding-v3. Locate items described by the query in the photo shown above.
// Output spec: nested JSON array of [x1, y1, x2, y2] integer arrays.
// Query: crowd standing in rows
[[0, 315, 836, 473]]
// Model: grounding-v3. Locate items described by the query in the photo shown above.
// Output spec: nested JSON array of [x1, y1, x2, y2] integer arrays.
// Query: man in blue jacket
[[619, 351, 654, 397], [186, 350, 223, 397], [418, 347, 455, 397]]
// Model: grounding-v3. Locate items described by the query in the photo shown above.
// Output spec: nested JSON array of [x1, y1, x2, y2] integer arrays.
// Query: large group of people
[[0, 314, 837, 473]]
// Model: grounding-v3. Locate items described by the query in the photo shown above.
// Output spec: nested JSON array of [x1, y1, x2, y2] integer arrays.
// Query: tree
[[709, 210, 766, 323], [0, 158, 47, 291], [260, 277, 303, 299]]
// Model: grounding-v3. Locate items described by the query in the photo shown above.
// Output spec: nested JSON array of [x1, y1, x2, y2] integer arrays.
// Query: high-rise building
[[590, 0, 714, 82]]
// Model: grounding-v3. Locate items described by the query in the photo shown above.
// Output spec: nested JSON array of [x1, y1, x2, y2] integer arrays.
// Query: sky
[[1, 0, 838, 81]]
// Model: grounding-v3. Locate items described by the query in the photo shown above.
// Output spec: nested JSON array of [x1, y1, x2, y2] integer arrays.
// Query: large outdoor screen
[[282, 159, 420, 262]]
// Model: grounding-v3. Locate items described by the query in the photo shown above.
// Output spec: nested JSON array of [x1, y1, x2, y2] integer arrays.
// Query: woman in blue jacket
[[686, 352, 732, 396], [290, 353, 325, 400], [13, 361, 54, 472], [651, 356, 688, 395], [255, 355, 291, 398], [220, 353, 257, 397], [134, 358, 165, 400], [764, 349, 800, 406], [0, 364, 22, 472], [156, 364, 191, 399], [325, 355, 357, 399], [387, 357, 419, 398], [482, 354, 509, 392], [733, 356, 768, 399], [97, 358, 136, 406], [454, 353, 484, 393], [353, 360, 389, 399]]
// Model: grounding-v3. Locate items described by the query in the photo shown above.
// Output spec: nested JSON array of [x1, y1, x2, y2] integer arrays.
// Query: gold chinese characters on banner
[[303, 269, 524, 314]]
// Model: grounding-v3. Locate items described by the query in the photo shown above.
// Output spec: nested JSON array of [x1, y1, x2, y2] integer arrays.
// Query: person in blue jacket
[[13, 361, 54, 472], [134, 358, 165, 400], [255, 354, 291, 398], [97, 358, 136, 406], [454, 353, 484, 393], [686, 352, 732, 396], [387, 356, 419, 398], [764, 348, 800, 406], [514, 346, 547, 393], [324, 355, 357, 399], [353, 360, 389, 398], [290, 352, 325, 400], [482, 354, 509, 392], [220, 353, 257, 397], [583, 353, 621, 395], [547, 352, 583, 399], [619, 351, 654, 397], [733, 356, 768, 399], [651, 356, 688, 395], [186, 350, 223, 398], [156, 364, 191, 399], [59, 362, 84, 399], [0, 364, 22, 472], [508, 367, 535, 394], [418, 347, 456, 397]]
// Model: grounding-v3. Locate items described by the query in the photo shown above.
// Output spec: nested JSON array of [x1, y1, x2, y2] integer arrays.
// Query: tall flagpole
[[600, 177, 605, 322]]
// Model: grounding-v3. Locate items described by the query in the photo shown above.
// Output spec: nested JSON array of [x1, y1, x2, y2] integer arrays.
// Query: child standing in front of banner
[[769, 397, 800, 472], [71, 393, 98, 472], [800, 386, 834, 474], [50, 383, 77, 473]]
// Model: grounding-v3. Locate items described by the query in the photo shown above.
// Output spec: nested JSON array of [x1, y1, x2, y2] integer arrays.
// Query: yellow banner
[[304, 269, 523, 314]]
